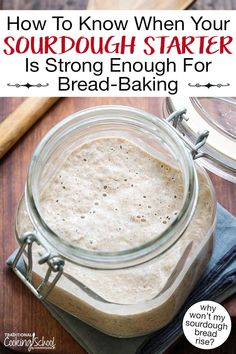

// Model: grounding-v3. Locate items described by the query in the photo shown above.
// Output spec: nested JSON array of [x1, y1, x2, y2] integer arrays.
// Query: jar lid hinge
[[10, 232, 65, 301], [166, 109, 209, 161]]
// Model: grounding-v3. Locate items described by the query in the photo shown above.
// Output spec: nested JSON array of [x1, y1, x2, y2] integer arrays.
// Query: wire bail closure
[[11, 232, 64, 301], [167, 109, 209, 160]]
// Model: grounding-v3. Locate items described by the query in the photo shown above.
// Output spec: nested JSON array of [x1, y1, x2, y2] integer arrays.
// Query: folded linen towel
[[7, 204, 236, 354]]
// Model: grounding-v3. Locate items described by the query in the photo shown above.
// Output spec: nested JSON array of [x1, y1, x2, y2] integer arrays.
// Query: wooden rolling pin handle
[[0, 97, 59, 159]]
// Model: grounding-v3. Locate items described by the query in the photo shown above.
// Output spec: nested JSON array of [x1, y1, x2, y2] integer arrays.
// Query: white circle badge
[[182, 301, 232, 350]]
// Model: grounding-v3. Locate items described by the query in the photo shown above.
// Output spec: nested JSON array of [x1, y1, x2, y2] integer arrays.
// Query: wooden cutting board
[[87, 0, 194, 10]]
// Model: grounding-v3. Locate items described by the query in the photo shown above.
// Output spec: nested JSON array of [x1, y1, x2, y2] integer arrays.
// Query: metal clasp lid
[[11, 232, 64, 301], [167, 109, 209, 160]]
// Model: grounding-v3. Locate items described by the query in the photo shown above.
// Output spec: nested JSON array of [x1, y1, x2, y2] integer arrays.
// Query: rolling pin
[[0, 97, 60, 159]]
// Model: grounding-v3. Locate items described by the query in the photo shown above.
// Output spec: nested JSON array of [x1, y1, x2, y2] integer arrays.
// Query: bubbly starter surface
[[40, 138, 184, 252], [14, 126, 217, 339]]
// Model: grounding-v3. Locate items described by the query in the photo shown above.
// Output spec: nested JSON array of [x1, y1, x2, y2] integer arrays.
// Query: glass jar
[[12, 105, 216, 338], [164, 97, 236, 182]]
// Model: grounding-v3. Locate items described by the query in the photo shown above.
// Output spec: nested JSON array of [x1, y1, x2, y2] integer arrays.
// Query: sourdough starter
[[40, 138, 184, 252], [17, 137, 215, 336]]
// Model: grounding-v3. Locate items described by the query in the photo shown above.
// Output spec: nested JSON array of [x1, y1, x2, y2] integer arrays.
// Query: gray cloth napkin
[[7, 204, 236, 354]]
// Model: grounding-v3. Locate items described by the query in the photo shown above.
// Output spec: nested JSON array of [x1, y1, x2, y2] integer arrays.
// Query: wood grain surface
[[1, 0, 236, 10], [0, 97, 59, 159], [0, 97, 236, 354]]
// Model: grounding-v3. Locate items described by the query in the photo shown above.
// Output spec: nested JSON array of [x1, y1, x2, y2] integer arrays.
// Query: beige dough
[[17, 137, 215, 336], [40, 138, 184, 252]]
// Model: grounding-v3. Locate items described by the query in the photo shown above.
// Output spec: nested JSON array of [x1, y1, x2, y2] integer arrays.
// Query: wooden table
[[0, 97, 235, 354], [1, 0, 236, 10]]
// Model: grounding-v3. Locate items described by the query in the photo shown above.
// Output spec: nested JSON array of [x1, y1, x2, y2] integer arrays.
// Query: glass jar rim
[[25, 105, 198, 269], [164, 97, 236, 183]]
